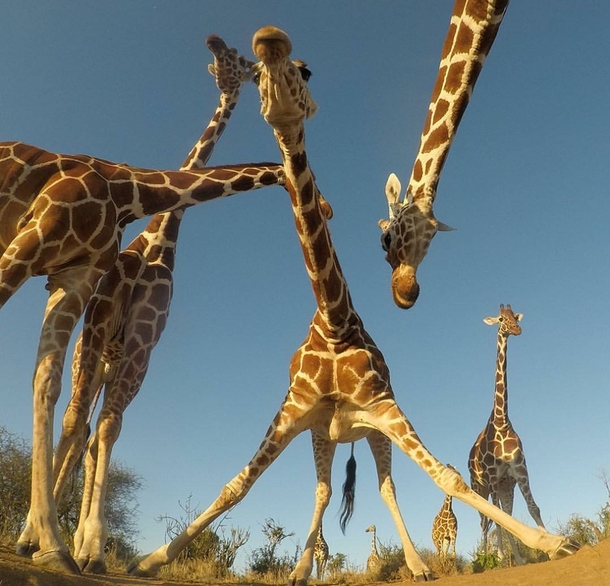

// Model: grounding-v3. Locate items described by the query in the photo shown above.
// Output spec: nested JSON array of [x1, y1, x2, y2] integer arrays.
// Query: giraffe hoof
[[413, 570, 436, 581], [550, 538, 581, 560], [127, 555, 159, 577], [32, 548, 81, 574], [77, 556, 107, 574], [15, 541, 39, 558]]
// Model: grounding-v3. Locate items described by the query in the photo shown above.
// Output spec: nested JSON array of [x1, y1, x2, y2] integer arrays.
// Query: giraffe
[[431, 494, 458, 557], [365, 525, 381, 574], [468, 304, 545, 565], [313, 524, 329, 580], [378, 0, 510, 309], [127, 24, 578, 582], [1, 91, 284, 572], [24, 35, 257, 575]]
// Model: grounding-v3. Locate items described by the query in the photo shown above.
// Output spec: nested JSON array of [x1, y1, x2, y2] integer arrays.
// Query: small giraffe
[[365, 525, 381, 574], [2, 66, 284, 571], [127, 24, 578, 581], [468, 304, 545, 565], [432, 494, 458, 557], [379, 0, 510, 308], [29, 35, 255, 575], [313, 524, 329, 580]]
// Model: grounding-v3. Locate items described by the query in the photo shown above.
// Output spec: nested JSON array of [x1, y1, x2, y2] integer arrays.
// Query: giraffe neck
[[182, 90, 240, 170], [491, 331, 510, 426], [273, 126, 356, 335], [371, 529, 378, 554], [122, 88, 243, 264], [408, 0, 509, 201]]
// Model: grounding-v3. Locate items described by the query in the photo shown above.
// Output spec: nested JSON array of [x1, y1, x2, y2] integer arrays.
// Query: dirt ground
[[0, 540, 609, 586]]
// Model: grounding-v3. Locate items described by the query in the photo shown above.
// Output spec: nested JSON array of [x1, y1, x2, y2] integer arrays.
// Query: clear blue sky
[[1, 0, 609, 572]]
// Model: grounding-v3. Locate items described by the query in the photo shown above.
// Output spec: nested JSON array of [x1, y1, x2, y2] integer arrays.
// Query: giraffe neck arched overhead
[[20, 35, 261, 575], [3, 33, 285, 574], [379, 0, 510, 309]]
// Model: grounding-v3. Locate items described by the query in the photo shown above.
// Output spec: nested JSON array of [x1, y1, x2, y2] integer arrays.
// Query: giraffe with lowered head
[[1, 76, 284, 572], [33, 35, 258, 574], [379, 0, 510, 308], [128, 25, 578, 582], [468, 304, 545, 565]]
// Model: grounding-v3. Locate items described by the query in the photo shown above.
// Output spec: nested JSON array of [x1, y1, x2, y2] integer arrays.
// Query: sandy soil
[[0, 540, 609, 586]]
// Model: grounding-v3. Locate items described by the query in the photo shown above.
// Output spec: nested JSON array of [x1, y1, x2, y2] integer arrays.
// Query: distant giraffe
[[365, 525, 381, 574], [468, 304, 545, 565], [3, 44, 284, 573], [39, 35, 258, 575], [378, 0, 510, 308], [431, 494, 458, 557], [313, 525, 329, 580], [127, 23, 578, 582]]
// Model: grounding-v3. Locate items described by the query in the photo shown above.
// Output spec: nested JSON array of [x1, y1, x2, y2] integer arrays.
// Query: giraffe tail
[[339, 442, 357, 534]]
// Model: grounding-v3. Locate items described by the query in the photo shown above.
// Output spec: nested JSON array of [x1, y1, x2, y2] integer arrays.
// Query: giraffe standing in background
[[1, 59, 284, 570], [35, 35, 258, 574], [365, 525, 381, 574], [431, 494, 458, 557], [127, 25, 578, 582], [379, 0, 510, 309], [313, 525, 329, 580], [468, 304, 545, 565]]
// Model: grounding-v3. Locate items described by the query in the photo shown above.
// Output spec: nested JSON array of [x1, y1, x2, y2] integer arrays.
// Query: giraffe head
[[206, 34, 256, 93], [378, 174, 453, 309], [251, 25, 317, 130], [483, 304, 523, 337], [365, 525, 376, 533]]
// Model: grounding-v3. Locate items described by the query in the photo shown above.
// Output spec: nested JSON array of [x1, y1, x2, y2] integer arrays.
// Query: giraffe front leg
[[128, 399, 308, 576], [288, 431, 336, 586]]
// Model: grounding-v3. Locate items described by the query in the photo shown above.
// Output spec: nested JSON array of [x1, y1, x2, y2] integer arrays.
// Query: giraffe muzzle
[[391, 266, 420, 309]]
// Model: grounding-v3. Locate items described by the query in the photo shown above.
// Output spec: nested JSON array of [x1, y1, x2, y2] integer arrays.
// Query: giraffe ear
[[436, 220, 455, 232], [208, 63, 217, 77], [385, 173, 402, 206], [515, 313, 523, 321], [378, 219, 390, 231], [483, 316, 498, 325]]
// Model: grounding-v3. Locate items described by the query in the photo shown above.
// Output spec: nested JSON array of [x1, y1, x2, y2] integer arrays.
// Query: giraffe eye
[[381, 232, 392, 252]]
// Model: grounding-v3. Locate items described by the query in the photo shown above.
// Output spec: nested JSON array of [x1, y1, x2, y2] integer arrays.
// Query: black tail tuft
[[339, 446, 357, 534]]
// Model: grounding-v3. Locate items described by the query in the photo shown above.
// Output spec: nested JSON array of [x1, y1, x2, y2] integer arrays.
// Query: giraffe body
[[128, 24, 578, 581], [16, 36, 261, 574], [468, 304, 545, 565], [313, 525, 329, 580], [2, 47, 283, 570], [379, 0, 510, 308], [432, 494, 458, 557]]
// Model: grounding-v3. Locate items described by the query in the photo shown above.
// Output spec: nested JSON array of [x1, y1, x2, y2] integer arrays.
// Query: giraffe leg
[[366, 400, 579, 560], [366, 431, 433, 582], [127, 397, 312, 576], [497, 478, 525, 566], [513, 461, 546, 529], [14, 267, 102, 574], [53, 333, 106, 505], [289, 431, 336, 586]]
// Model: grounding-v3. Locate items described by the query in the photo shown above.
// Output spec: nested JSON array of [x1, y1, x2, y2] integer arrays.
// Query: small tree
[[247, 518, 299, 578]]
